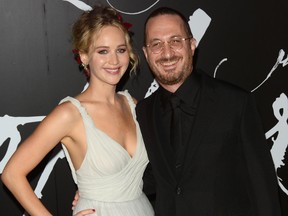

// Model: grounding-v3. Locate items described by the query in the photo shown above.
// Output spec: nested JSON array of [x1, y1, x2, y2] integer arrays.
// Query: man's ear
[[142, 46, 148, 60], [190, 38, 197, 54]]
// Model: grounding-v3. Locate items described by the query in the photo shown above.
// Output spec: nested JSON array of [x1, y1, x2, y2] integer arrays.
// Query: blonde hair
[[72, 5, 139, 73]]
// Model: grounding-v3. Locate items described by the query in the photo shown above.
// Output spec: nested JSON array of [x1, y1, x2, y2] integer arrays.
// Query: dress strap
[[58, 96, 87, 185], [59, 96, 85, 112], [118, 90, 136, 114]]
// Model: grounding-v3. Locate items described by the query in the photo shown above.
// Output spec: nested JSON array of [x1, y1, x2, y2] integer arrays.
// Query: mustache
[[157, 56, 179, 64]]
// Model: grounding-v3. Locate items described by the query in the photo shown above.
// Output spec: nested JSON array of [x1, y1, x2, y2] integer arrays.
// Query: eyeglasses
[[145, 36, 192, 54]]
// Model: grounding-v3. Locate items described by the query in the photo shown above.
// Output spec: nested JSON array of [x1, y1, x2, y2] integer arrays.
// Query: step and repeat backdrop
[[1, 0, 287, 215]]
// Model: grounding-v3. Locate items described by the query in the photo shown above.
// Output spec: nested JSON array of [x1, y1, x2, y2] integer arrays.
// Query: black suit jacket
[[136, 71, 281, 216]]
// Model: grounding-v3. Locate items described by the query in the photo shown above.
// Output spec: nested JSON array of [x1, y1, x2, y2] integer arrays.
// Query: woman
[[2, 5, 154, 216]]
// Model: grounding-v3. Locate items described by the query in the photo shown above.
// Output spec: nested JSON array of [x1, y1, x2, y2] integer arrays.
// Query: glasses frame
[[145, 36, 192, 54]]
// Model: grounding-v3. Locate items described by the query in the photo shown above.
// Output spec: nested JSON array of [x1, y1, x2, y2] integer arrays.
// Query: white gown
[[60, 90, 154, 216]]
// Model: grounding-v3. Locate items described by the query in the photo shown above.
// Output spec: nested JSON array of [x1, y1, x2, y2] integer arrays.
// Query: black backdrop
[[0, 0, 287, 215]]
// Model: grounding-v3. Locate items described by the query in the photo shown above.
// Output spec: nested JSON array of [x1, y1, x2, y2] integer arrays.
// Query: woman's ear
[[79, 51, 89, 65]]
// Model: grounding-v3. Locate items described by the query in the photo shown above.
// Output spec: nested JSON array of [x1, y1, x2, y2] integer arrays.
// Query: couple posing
[[2, 4, 282, 216]]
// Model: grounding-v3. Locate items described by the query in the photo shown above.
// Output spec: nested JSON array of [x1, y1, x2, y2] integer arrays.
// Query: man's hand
[[72, 191, 96, 215], [72, 190, 80, 211]]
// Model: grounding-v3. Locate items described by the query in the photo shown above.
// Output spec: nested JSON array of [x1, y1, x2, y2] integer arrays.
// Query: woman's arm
[[1, 103, 77, 215]]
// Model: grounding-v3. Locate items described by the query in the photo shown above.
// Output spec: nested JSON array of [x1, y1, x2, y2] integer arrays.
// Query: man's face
[[143, 14, 196, 92]]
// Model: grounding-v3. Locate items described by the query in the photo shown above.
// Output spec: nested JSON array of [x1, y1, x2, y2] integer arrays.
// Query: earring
[[80, 63, 88, 71], [81, 63, 90, 80]]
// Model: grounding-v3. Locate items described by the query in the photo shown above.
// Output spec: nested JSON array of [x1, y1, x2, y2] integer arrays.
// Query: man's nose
[[161, 42, 174, 58]]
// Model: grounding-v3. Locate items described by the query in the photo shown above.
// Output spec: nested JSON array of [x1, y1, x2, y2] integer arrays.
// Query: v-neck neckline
[[69, 93, 138, 159]]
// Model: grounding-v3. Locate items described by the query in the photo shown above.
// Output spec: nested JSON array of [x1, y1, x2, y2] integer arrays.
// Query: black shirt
[[157, 72, 201, 177]]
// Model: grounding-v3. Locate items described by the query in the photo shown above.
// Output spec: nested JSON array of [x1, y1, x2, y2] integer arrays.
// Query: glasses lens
[[150, 41, 162, 53], [170, 38, 183, 50], [147, 37, 189, 54]]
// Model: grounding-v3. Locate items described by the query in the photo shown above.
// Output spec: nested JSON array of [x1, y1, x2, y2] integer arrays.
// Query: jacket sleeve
[[142, 162, 156, 205], [241, 93, 282, 215]]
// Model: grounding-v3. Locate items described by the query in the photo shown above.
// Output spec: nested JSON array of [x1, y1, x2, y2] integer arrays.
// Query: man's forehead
[[147, 14, 182, 25], [146, 15, 185, 38]]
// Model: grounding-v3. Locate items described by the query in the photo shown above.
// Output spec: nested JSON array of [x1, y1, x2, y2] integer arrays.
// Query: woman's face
[[81, 26, 130, 87]]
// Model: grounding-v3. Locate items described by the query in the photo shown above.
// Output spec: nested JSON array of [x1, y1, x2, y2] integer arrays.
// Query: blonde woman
[[2, 5, 154, 216]]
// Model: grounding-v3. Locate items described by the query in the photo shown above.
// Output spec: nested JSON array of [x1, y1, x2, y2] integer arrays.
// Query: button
[[176, 187, 181, 195]]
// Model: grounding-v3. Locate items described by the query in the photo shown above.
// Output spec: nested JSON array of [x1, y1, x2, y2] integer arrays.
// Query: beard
[[154, 69, 184, 85], [152, 55, 192, 85]]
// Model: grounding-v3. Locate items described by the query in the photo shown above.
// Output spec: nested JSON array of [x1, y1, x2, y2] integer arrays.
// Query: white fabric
[[60, 90, 154, 216]]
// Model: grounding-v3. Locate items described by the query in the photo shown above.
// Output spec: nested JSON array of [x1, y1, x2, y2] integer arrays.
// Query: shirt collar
[[174, 72, 200, 107], [158, 71, 201, 111]]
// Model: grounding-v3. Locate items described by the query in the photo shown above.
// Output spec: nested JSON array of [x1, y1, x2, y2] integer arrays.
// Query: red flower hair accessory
[[117, 14, 132, 30]]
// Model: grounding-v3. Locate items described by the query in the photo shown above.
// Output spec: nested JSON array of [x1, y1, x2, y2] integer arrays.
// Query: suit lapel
[[180, 76, 218, 180]]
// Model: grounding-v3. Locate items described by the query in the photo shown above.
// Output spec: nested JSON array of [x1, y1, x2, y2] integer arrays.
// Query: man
[[137, 7, 282, 216], [72, 6, 282, 216]]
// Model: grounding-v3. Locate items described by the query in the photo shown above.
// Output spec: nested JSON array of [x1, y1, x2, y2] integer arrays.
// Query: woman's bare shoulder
[[45, 99, 81, 126]]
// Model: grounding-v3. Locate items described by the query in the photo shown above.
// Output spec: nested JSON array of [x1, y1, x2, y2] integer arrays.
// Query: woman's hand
[[73, 209, 95, 216]]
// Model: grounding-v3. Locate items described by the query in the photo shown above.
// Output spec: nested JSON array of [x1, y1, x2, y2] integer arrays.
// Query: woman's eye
[[98, 50, 108, 54], [117, 48, 127, 53]]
